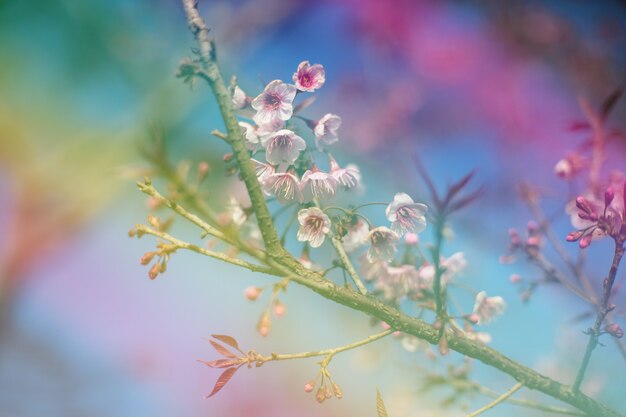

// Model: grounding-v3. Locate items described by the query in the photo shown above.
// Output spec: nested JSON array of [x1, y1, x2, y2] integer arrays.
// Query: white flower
[[300, 168, 338, 202], [297, 207, 331, 248], [385, 192, 428, 235], [366, 226, 399, 262], [251, 80, 297, 126], [313, 113, 342, 149], [256, 118, 285, 137], [251, 158, 275, 184], [231, 85, 247, 109], [261, 129, 306, 165], [293, 61, 325, 92], [239, 121, 260, 151], [472, 291, 506, 325], [342, 219, 370, 252], [262, 172, 302, 204], [225, 197, 247, 226], [329, 154, 360, 190]]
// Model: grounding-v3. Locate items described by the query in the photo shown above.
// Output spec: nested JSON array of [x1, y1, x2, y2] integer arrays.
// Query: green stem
[[330, 236, 367, 295]]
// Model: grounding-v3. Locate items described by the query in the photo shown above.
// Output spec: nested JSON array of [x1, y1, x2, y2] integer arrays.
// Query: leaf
[[206, 366, 239, 398], [209, 340, 237, 358], [198, 359, 240, 368], [211, 334, 243, 353], [376, 389, 389, 417]]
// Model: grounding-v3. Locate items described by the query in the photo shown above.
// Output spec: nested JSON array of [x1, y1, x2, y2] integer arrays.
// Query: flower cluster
[[230, 61, 358, 206]]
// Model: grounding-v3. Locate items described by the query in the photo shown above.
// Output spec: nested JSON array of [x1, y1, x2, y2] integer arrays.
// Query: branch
[[135, 224, 277, 275], [572, 238, 625, 391], [463, 383, 522, 417], [330, 236, 367, 295]]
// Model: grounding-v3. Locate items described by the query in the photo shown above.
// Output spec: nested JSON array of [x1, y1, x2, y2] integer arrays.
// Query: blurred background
[[1, 0, 626, 416]]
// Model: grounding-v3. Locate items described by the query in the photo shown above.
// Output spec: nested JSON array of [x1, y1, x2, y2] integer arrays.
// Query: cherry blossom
[[366, 226, 399, 262], [300, 168, 338, 202], [251, 159, 275, 184], [251, 80, 297, 126], [292, 61, 325, 92], [262, 171, 302, 204], [231, 84, 247, 109], [342, 218, 370, 252], [297, 207, 331, 248], [313, 113, 342, 149], [386, 192, 428, 235], [239, 121, 260, 151], [329, 154, 360, 189], [261, 129, 306, 165], [472, 291, 506, 325]]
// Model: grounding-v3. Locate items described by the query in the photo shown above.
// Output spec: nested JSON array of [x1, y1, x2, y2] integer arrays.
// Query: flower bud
[[304, 381, 315, 393], [244, 286, 262, 301], [438, 337, 449, 356], [554, 158, 572, 179], [257, 311, 271, 337], [509, 274, 522, 284], [148, 263, 160, 280], [273, 300, 287, 317], [316, 387, 326, 403], [466, 313, 480, 324], [159, 260, 167, 273], [325, 386, 332, 399], [128, 229, 137, 238], [566, 230, 583, 242], [140, 252, 156, 265], [605, 323, 624, 339], [147, 214, 159, 228], [579, 234, 592, 249], [223, 153, 234, 162], [404, 233, 419, 245], [605, 187, 615, 207], [575, 196, 592, 214], [332, 382, 343, 399]]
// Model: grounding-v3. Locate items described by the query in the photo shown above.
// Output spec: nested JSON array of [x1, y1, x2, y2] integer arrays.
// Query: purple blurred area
[[1, 1, 625, 416]]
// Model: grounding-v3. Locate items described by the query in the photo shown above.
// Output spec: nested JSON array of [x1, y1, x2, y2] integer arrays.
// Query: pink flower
[[472, 291, 506, 325], [231, 85, 247, 109], [262, 171, 302, 204], [293, 61, 325, 92], [366, 226, 399, 262], [297, 207, 331, 248], [261, 129, 306, 165], [300, 168, 338, 202], [251, 80, 297, 126], [386, 193, 428, 235], [342, 218, 369, 252], [329, 154, 360, 189], [251, 159, 275, 183], [256, 118, 285, 137], [313, 113, 342, 149], [239, 121, 260, 151], [376, 264, 419, 300]]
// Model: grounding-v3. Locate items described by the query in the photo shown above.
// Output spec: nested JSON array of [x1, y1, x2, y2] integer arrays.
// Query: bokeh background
[[1, 0, 626, 416]]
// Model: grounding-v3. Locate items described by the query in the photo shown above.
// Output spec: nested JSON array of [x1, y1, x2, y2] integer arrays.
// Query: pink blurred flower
[[472, 291, 506, 325], [385, 192, 428, 235], [293, 61, 325, 92], [297, 207, 331, 248], [366, 226, 399, 262], [300, 167, 338, 202], [342, 218, 370, 252], [251, 80, 297, 126], [262, 171, 302, 204], [261, 129, 306, 165], [329, 154, 360, 189], [313, 114, 342, 149]]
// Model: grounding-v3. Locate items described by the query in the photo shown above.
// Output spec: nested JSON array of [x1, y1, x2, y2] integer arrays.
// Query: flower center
[[264, 92, 282, 109]]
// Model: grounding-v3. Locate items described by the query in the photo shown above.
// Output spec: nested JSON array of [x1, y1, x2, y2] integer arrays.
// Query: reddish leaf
[[206, 366, 239, 398], [211, 334, 242, 353], [198, 359, 240, 368], [209, 340, 237, 358]]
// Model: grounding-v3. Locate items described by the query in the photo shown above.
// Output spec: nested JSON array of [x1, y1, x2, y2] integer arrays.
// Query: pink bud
[[605, 187, 615, 207], [438, 337, 449, 356], [148, 263, 160, 280], [579, 234, 592, 249], [140, 252, 156, 265], [554, 158, 572, 179], [316, 387, 326, 403], [566, 230, 583, 242], [381, 322, 391, 330], [273, 300, 287, 317], [404, 233, 419, 245], [304, 381, 315, 393], [509, 274, 522, 284], [526, 236, 540, 247], [244, 286, 262, 301], [575, 196, 592, 214], [527, 221, 539, 233], [467, 313, 480, 324], [223, 153, 234, 162], [605, 323, 624, 339]]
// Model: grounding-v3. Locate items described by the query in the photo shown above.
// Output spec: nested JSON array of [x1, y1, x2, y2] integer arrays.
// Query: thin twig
[[330, 236, 368, 295], [463, 383, 522, 417]]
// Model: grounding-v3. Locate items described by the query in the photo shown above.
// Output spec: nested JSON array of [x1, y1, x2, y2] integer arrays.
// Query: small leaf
[[211, 334, 243, 353], [209, 340, 237, 358], [206, 366, 239, 398], [376, 389, 389, 417], [198, 359, 240, 368]]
